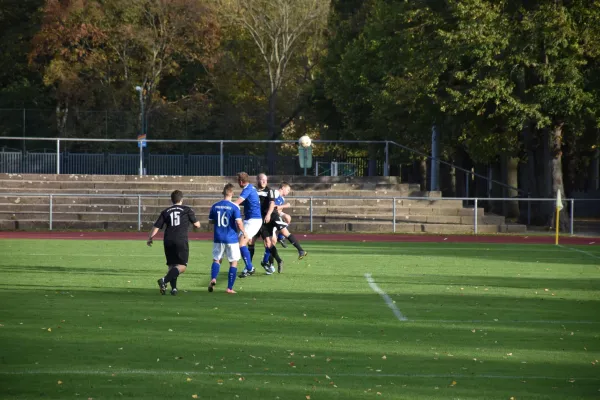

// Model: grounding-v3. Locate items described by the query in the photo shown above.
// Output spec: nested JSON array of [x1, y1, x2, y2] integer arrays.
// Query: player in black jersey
[[255, 173, 287, 274], [147, 190, 201, 295]]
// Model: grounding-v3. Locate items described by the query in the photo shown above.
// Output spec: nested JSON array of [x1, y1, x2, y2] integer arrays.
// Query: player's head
[[222, 183, 234, 198], [279, 182, 291, 196], [256, 173, 267, 189], [237, 172, 249, 187], [171, 190, 183, 204]]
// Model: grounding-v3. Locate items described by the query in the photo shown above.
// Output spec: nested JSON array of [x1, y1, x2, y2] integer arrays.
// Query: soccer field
[[0, 238, 599, 399]]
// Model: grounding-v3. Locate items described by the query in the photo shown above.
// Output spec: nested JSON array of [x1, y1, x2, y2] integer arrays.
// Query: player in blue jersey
[[234, 172, 262, 277], [208, 183, 247, 294], [273, 183, 292, 247]]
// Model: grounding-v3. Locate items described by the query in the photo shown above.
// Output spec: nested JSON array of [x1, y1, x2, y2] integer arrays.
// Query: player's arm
[[147, 213, 164, 246], [276, 202, 291, 212], [234, 186, 249, 205], [188, 209, 201, 229], [147, 226, 160, 246], [236, 218, 247, 239]]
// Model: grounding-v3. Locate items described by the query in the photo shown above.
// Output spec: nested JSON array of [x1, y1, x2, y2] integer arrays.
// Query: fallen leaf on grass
[[192, 395, 198, 399], [450, 381, 457, 387], [382, 355, 387, 360], [57, 381, 62, 385], [186, 378, 192, 382]]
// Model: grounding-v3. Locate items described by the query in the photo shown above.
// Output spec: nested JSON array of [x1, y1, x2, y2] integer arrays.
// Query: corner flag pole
[[555, 190, 563, 245]]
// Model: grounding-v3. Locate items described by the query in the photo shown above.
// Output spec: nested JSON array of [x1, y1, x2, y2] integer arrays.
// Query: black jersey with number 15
[[153, 205, 198, 242]]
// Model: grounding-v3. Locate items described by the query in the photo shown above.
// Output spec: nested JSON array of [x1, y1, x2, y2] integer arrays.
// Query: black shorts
[[163, 240, 189, 266], [260, 213, 288, 239]]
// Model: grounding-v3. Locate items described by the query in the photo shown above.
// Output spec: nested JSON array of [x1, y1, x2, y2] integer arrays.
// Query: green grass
[[0, 239, 599, 399]]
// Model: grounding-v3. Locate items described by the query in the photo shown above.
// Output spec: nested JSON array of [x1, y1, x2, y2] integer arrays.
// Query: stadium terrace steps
[[0, 173, 527, 234]]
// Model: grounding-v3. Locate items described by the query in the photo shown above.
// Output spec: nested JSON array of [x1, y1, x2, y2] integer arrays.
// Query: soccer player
[[255, 173, 281, 275], [147, 190, 201, 295], [234, 172, 262, 277], [262, 181, 307, 273], [274, 182, 292, 247], [208, 183, 247, 294]]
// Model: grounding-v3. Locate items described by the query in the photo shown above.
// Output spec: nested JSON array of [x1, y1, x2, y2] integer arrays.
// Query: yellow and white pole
[[555, 190, 563, 245]]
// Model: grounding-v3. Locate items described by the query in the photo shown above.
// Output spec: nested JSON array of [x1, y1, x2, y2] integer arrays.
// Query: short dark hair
[[279, 181, 291, 189], [171, 190, 183, 204], [222, 183, 234, 196], [237, 172, 249, 184]]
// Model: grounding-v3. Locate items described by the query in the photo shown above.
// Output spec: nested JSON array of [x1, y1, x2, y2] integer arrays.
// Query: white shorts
[[212, 243, 241, 263], [242, 218, 263, 239]]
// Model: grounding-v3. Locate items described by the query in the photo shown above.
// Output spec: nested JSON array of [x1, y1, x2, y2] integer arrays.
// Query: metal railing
[[1, 192, 598, 235], [0, 137, 390, 177]]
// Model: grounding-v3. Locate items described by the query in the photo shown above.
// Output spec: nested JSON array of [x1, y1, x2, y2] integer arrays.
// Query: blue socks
[[278, 233, 285, 241], [262, 247, 271, 264], [240, 246, 253, 271], [228, 267, 238, 289], [211, 261, 220, 280]]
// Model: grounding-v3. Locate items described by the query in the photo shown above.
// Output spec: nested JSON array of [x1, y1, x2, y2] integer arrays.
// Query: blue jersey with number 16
[[209, 200, 241, 244]]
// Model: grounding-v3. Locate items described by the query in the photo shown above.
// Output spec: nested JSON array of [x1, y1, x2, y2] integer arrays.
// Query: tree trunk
[[548, 123, 568, 231], [502, 155, 520, 219], [56, 101, 68, 138]]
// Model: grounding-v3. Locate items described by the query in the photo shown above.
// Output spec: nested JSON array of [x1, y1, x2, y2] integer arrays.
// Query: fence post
[[309, 197, 313, 233], [474, 197, 478, 235], [392, 197, 396, 233], [49, 194, 53, 231], [384, 141, 389, 177], [220, 141, 224, 176], [56, 139, 61, 175], [570, 199, 574, 236], [138, 195, 142, 231]]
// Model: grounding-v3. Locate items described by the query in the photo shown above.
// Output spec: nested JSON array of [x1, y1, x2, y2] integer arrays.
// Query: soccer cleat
[[263, 264, 275, 275], [278, 237, 288, 248], [298, 250, 308, 260], [238, 268, 255, 278], [277, 260, 284, 273], [170, 288, 178, 296], [261, 261, 271, 273], [157, 278, 166, 295], [226, 288, 237, 294], [208, 279, 216, 293]]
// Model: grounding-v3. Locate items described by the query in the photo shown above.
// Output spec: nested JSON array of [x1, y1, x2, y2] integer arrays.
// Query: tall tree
[[217, 0, 330, 142], [29, 0, 220, 139]]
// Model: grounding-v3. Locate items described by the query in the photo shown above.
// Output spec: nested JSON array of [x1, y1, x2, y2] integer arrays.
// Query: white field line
[[364, 273, 407, 321], [1, 369, 598, 381], [558, 244, 600, 261]]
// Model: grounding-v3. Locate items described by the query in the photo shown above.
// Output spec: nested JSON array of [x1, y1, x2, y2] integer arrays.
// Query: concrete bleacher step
[[0, 173, 527, 234]]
